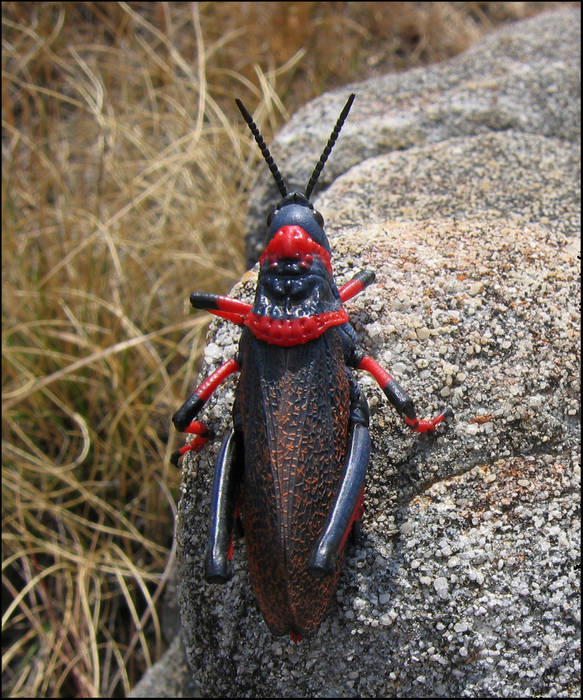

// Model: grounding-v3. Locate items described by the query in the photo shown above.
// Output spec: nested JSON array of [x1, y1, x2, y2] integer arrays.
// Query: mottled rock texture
[[130, 8, 580, 698]]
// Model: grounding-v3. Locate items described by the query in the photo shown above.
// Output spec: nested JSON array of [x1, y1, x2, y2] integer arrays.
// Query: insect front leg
[[205, 428, 244, 583], [189, 292, 251, 325]]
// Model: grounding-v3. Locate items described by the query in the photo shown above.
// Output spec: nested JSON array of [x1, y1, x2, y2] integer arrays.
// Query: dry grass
[[1, 2, 573, 696]]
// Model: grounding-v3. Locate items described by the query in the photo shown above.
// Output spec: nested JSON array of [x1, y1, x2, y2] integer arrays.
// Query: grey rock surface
[[128, 636, 201, 699], [245, 8, 580, 263], [130, 7, 580, 698], [176, 219, 579, 698], [317, 131, 579, 241]]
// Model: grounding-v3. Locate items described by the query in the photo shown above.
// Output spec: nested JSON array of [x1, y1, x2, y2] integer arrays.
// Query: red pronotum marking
[[245, 309, 349, 346], [260, 225, 333, 275]]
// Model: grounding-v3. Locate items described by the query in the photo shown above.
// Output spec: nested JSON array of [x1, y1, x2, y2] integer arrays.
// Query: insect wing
[[236, 329, 350, 636]]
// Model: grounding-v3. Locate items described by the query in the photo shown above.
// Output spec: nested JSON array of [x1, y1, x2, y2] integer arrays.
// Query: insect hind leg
[[308, 420, 370, 578], [205, 429, 244, 583]]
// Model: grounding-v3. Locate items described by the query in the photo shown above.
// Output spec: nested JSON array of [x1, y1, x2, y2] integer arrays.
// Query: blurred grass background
[[2, 2, 574, 696]]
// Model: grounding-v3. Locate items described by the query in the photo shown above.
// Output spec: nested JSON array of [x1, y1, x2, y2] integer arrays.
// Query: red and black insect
[[172, 93, 452, 641]]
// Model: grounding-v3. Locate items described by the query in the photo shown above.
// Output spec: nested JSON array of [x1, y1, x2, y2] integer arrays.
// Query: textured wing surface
[[237, 328, 350, 636]]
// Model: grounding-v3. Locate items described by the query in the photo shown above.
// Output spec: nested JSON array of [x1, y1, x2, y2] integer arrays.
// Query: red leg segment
[[194, 357, 241, 403], [172, 357, 241, 465], [339, 270, 376, 303], [171, 434, 212, 466], [403, 412, 450, 433], [358, 355, 451, 432]]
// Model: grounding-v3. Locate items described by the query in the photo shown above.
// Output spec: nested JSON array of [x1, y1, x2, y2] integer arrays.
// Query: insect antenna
[[304, 93, 355, 200], [235, 98, 288, 198]]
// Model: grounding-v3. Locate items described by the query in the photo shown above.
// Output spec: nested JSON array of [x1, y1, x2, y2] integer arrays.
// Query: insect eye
[[313, 210, 324, 228], [266, 209, 276, 227]]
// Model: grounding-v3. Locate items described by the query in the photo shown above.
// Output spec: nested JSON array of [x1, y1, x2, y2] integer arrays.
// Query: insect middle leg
[[171, 356, 241, 466], [358, 355, 452, 431]]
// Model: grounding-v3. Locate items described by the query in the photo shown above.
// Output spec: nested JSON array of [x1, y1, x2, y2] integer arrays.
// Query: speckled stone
[[175, 219, 579, 698], [244, 8, 580, 262], [317, 131, 580, 241], [131, 7, 580, 698]]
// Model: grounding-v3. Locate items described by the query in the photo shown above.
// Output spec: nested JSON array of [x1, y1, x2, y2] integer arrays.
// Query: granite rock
[[130, 7, 580, 698], [245, 8, 580, 263], [175, 219, 579, 698]]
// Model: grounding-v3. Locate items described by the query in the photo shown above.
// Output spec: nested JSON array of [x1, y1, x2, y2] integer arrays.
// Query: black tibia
[[173, 394, 204, 432], [190, 292, 222, 310], [383, 379, 416, 419], [173, 356, 241, 433], [308, 422, 370, 577], [205, 429, 244, 583], [337, 322, 416, 419]]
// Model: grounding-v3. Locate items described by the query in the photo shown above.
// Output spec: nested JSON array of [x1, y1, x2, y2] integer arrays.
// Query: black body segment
[[235, 327, 351, 636]]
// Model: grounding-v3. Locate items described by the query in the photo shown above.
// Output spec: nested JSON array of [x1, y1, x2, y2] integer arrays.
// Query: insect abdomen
[[237, 328, 350, 636]]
